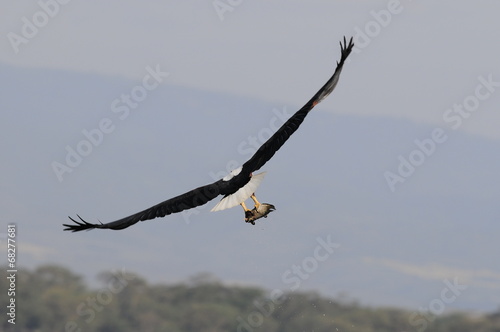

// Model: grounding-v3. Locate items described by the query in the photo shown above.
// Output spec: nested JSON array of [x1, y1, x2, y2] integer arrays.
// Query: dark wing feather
[[241, 37, 353, 174], [63, 180, 222, 231]]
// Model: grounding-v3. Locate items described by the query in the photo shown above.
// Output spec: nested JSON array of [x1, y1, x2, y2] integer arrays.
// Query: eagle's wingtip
[[63, 215, 99, 232]]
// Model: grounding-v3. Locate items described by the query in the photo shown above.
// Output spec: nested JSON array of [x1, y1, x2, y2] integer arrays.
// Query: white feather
[[223, 166, 242, 181], [211, 172, 266, 212]]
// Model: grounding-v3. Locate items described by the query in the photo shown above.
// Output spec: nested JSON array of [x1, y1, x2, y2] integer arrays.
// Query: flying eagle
[[63, 37, 354, 232]]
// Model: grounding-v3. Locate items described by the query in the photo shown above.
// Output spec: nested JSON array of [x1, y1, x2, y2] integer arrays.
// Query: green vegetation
[[1, 265, 499, 332]]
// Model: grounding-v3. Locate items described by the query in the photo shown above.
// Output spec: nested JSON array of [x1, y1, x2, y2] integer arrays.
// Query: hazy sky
[[1, 1, 499, 139], [1, 0, 500, 320]]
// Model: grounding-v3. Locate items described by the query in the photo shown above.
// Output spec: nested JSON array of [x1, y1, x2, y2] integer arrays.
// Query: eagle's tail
[[210, 172, 266, 212]]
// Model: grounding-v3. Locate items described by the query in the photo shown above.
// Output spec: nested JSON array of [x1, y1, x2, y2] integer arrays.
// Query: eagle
[[63, 37, 354, 232]]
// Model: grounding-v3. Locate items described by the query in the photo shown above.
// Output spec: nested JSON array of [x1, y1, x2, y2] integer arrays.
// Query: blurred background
[[1, 0, 499, 330]]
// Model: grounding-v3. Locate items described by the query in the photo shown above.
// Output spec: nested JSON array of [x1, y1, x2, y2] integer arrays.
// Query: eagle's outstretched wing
[[63, 36, 354, 232], [63, 180, 223, 231], [241, 36, 353, 174]]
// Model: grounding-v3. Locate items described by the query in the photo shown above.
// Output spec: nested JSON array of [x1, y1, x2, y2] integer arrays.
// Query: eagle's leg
[[250, 193, 261, 209], [244, 194, 275, 225], [240, 201, 250, 212], [241, 201, 255, 225]]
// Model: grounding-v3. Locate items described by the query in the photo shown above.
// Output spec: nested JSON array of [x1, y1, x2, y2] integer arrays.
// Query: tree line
[[1, 265, 499, 332]]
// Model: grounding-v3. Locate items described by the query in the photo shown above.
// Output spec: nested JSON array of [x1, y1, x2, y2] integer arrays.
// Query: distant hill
[[1, 62, 499, 313]]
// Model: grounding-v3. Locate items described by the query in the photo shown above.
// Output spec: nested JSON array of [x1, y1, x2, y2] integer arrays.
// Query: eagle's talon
[[242, 201, 276, 224]]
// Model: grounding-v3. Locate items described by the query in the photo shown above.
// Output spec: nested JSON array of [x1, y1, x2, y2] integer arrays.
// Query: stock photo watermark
[[384, 74, 499, 192], [51, 64, 169, 182], [236, 235, 340, 332], [7, 0, 73, 54], [4, 224, 17, 325], [352, 0, 404, 54], [408, 277, 468, 332], [213, 0, 244, 21], [65, 269, 136, 332]]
